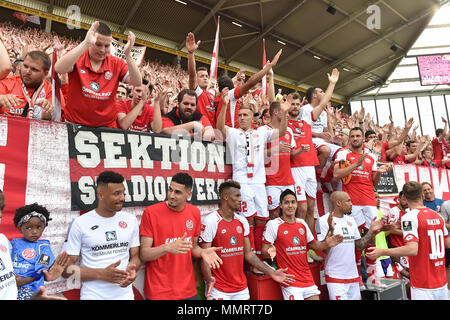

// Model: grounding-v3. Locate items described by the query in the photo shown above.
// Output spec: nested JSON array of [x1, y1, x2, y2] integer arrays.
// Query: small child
[[10, 203, 68, 300]]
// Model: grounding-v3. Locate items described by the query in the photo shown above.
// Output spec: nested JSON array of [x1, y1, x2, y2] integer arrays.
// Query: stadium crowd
[[1, 21, 450, 301]]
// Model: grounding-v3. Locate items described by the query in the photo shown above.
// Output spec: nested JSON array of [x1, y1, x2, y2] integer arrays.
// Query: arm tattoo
[[355, 230, 375, 251]]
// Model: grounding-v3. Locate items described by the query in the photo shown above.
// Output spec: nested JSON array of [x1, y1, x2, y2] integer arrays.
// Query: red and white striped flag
[[262, 38, 267, 96], [51, 48, 62, 122], [210, 16, 220, 84]]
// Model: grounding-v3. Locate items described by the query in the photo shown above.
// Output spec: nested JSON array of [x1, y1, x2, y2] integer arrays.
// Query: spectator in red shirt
[[186, 33, 216, 127], [54, 21, 142, 128], [161, 89, 215, 140], [432, 118, 448, 161], [214, 49, 283, 129], [0, 51, 56, 120], [116, 84, 128, 101], [419, 148, 450, 168], [392, 139, 426, 165], [116, 79, 163, 133]]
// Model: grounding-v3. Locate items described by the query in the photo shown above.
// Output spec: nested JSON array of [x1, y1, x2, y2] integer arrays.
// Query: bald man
[[317, 191, 382, 300]]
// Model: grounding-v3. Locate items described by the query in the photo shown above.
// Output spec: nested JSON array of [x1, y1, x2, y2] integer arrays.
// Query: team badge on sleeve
[[37, 254, 50, 267], [402, 221, 412, 231]]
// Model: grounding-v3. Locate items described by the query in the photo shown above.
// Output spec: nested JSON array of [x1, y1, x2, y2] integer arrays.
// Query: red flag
[[52, 48, 62, 122], [13, 12, 28, 23], [262, 38, 267, 97], [210, 17, 220, 85]]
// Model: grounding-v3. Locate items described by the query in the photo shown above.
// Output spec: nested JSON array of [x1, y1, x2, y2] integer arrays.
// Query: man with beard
[[0, 50, 57, 120], [288, 69, 340, 245], [318, 191, 382, 300], [63, 171, 141, 300], [333, 127, 391, 289], [139, 173, 223, 300], [161, 89, 215, 140]]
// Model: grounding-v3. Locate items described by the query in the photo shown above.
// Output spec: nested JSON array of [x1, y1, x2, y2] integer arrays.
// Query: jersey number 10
[[428, 229, 445, 260]]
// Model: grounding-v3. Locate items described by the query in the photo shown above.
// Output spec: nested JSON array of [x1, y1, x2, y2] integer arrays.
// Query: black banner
[[374, 162, 398, 194], [67, 124, 232, 211]]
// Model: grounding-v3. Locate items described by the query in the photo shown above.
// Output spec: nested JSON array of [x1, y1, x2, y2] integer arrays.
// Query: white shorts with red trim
[[208, 287, 250, 300], [281, 285, 320, 300], [239, 183, 269, 220], [291, 166, 317, 202], [265, 185, 295, 211], [411, 284, 448, 300], [326, 281, 361, 300], [351, 205, 377, 229]]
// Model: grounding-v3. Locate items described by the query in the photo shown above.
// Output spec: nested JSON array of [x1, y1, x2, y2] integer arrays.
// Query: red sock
[[254, 224, 265, 259], [248, 224, 255, 253]]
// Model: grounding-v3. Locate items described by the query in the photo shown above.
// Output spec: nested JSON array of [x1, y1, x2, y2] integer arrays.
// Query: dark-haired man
[[367, 181, 450, 300], [139, 173, 223, 300], [116, 79, 162, 133], [288, 69, 339, 243], [262, 189, 343, 300], [300, 87, 339, 169], [161, 89, 215, 140], [55, 21, 142, 128], [200, 180, 295, 300], [186, 33, 217, 126], [63, 171, 141, 300], [333, 127, 392, 288], [0, 50, 57, 120]]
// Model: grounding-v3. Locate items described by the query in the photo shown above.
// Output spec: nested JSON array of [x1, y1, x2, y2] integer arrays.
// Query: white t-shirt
[[226, 125, 273, 184], [0, 234, 18, 300], [65, 210, 140, 300], [299, 104, 327, 134], [318, 213, 361, 282]]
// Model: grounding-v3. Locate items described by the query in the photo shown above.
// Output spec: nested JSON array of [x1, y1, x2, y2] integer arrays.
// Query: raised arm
[[54, 21, 99, 74], [123, 31, 142, 87], [238, 49, 282, 98], [215, 87, 230, 139], [186, 32, 200, 90], [311, 68, 340, 122]]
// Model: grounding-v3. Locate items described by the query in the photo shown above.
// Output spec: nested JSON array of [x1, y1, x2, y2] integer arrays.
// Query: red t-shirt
[[214, 87, 241, 128], [402, 207, 449, 289], [200, 211, 249, 293], [195, 86, 216, 127], [265, 126, 296, 186], [140, 202, 201, 300], [263, 217, 316, 288], [0, 76, 55, 117], [421, 159, 443, 168], [335, 150, 378, 206], [379, 141, 390, 162], [115, 99, 154, 132], [387, 205, 407, 248], [65, 50, 128, 128], [432, 138, 445, 161], [288, 119, 319, 167]]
